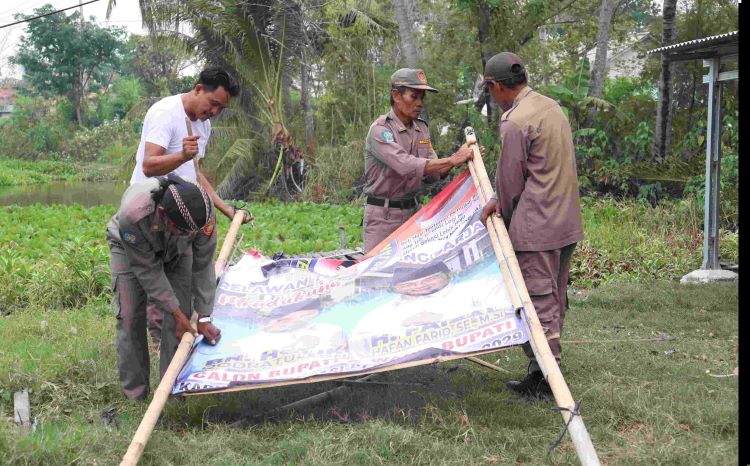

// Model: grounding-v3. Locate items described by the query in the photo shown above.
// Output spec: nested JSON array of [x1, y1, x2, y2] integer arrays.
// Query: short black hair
[[390, 85, 407, 106], [196, 67, 239, 97]]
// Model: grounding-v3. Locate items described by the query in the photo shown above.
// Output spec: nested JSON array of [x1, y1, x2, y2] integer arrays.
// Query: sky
[[0, 0, 148, 79]]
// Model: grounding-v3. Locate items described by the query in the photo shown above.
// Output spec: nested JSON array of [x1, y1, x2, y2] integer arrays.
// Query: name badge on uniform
[[382, 130, 395, 143]]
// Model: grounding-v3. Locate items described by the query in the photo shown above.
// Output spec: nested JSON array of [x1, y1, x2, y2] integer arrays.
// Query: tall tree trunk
[[74, 67, 83, 126], [475, 1, 495, 127], [392, 0, 429, 122], [585, 0, 619, 127], [652, 0, 677, 162], [300, 51, 315, 164], [391, 0, 421, 67]]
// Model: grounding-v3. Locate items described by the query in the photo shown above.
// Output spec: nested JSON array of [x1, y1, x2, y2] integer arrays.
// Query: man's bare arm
[[194, 159, 253, 223], [194, 159, 234, 220], [142, 137, 199, 177]]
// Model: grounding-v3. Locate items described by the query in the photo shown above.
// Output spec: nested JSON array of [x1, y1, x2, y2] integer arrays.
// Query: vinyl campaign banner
[[173, 170, 528, 395]]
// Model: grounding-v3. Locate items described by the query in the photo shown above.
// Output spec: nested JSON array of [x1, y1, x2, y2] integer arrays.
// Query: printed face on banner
[[173, 171, 527, 395]]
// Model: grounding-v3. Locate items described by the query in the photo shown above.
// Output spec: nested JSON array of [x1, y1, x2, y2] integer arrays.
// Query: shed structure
[[647, 31, 738, 283]]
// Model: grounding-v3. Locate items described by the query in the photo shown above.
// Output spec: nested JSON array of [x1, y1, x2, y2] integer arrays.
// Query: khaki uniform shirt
[[364, 109, 439, 201], [106, 178, 217, 315], [496, 86, 584, 252]]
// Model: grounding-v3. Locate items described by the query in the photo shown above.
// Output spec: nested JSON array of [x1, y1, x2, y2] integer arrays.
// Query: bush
[[0, 95, 74, 158], [59, 118, 138, 162], [86, 77, 145, 125], [302, 141, 366, 203]]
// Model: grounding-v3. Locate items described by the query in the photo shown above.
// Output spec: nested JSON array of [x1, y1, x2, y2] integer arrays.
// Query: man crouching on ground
[[107, 174, 222, 400]]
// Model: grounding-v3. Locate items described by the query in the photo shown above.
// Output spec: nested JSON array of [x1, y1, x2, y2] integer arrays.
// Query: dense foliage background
[[0, 0, 738, 228]]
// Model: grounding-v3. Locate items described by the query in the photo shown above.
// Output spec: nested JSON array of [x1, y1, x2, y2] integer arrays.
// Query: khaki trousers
[[516, 243, 576, 373], [363, 204, 418, 253], [108, 241, 193, 400]]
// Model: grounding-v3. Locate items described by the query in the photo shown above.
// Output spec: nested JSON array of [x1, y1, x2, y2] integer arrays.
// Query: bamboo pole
[[120, 210, 246, 466], [215, 211, 247, 279], [464, 127, 600, 466]]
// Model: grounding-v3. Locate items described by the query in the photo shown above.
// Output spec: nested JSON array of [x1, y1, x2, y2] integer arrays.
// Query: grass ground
[[0, 158, 115, 186], [0, 281, 737, 464]]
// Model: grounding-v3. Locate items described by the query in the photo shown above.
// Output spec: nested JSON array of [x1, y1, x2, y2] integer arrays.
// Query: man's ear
[[194, 83, 203, 95]]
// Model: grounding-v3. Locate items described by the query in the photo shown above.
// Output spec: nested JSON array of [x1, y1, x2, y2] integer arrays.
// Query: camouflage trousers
[[516, 243, 576, 374], [363, 204, 418, 253], [108, 240, 194, 400]]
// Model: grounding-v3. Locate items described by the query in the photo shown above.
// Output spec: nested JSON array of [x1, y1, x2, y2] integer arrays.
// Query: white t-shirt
[[130, 94, 211, 184]]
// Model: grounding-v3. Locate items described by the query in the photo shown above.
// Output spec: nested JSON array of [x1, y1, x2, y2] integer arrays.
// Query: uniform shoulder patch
[[122, 231, 137, 244], [382, 129, 395, 143], [202, 215, 216, 237]]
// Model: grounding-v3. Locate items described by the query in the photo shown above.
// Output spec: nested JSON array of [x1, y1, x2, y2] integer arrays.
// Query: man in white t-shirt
[[130, 67, 252, 224], [130, 67, 252, 347]]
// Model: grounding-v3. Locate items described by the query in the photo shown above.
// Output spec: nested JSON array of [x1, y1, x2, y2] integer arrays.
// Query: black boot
[[506, 370, 553, 401]]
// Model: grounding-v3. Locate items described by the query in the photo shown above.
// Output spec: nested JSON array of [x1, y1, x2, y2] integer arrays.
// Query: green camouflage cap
[[390, 68, 438, 92], [484, 52, 525, 82]]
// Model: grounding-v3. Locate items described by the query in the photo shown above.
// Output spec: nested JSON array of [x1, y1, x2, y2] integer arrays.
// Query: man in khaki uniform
[[107, 175, 222, 400], [363, 68, 475, 252], [480, 52, 584, 401]]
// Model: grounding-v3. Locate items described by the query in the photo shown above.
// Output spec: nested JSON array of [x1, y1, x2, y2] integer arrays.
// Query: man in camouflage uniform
[[107, 175, 222, 400], [480, 52, 584, 401], [363, 68, 476, 253]]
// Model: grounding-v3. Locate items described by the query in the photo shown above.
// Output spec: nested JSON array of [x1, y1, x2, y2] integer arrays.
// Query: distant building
[[0, 87, 16, 117]]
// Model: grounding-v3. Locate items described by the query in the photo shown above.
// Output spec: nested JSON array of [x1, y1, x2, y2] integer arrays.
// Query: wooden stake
[[464, 127, 600, 466], [465, 356, 510, 373], [13, 390, 31, 428], [120, 210, 246, 466]]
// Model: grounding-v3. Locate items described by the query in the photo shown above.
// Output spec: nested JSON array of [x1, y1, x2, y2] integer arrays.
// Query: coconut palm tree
[[108, 0, 314, 200]]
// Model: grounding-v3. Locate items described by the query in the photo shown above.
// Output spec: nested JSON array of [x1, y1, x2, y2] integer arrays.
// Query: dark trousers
[[108, 241, 193, 400], [516, 243, 576, 373], [147, 301, 162, 343]]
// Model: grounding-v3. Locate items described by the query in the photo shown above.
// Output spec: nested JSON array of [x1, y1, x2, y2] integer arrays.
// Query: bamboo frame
[[120, 210, 247, 466], [463, 127, 600, 466]]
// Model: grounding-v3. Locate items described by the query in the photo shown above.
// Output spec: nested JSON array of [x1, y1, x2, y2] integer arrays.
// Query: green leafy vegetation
[[0, 198, 737, 316]]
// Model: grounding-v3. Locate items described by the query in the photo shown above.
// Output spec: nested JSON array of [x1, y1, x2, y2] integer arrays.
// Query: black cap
[[484, 52, 525, 82], [160, 174, 213, 231]]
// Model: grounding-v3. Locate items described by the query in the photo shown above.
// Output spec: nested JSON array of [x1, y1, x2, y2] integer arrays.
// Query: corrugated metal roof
[[646, 30, 738, 55]]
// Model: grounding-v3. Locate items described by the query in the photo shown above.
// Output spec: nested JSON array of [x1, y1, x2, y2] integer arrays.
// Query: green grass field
[[0, 158, 114, 186], [0, 281, 737, 464], [0, 200, 738, 464]]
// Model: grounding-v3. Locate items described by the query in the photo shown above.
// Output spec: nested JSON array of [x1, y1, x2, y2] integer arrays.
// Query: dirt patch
[[616, 420, 655, 445], [204, 363, 483, 426]]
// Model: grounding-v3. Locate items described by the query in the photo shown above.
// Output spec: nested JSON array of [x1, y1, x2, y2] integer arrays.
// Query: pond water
[[0, 181, 128, 207]]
